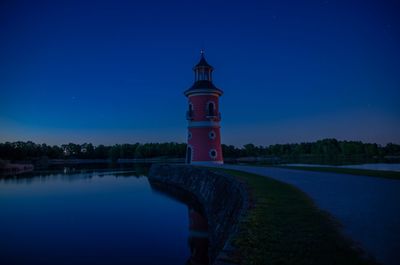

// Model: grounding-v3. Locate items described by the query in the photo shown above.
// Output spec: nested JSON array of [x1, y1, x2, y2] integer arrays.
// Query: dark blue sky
[[1, 0, 399, 146]]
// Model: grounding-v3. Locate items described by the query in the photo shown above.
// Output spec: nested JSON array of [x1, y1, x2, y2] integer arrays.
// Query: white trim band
[[188, 92, 220, 97], [190, 161, 224, 165], [188, 121, 220, 128]]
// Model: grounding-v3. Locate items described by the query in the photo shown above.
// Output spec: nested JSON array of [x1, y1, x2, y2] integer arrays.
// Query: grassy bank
[[213, 168, 376, 265], [278, 166, 400, 180]]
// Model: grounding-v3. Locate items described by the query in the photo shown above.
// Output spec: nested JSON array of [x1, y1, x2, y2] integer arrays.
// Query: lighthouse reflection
[[187, 206, 209, 265], [148, 180, 209, 265]]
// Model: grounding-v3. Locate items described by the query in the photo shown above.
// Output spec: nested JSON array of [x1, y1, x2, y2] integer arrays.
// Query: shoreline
[[211, 167, 378, 265], [0, 163, 34, 176]]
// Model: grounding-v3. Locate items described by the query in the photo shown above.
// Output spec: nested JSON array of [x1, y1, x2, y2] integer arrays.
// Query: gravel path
[[217, 164, 400, 265]]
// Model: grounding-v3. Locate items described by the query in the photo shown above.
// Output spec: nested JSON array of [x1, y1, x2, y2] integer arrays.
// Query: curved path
[[215, 164, 400, 265]]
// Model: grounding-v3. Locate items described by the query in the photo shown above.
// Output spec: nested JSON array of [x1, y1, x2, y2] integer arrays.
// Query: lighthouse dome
[[185, 51, 223, 97]]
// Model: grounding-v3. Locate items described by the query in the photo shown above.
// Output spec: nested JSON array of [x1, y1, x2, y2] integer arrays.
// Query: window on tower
[[203, 70, 208, 80], [209, 149, 217, 159], [196, 68, 211, 81], [207, 102, 215, 116], [186, 103, 194, 120], [209, 131, 216, 140]]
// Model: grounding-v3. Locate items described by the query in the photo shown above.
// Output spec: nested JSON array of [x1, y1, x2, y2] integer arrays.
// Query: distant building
[[63, 148, 70, 156], [184, 51, 224, 164], [80, 144, 88, 153]]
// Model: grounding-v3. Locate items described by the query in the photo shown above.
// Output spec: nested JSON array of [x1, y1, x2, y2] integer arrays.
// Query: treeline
[[222, 139, 400, 164], [0, 139, 399, 162], [222, 139, 400, 158], [0, 142, 186, 161]]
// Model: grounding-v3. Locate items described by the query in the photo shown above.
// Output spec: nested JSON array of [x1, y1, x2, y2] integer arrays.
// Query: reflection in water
[[187, 206, 209, 265], [0, 163, 151, 183], [149, 180, 210, 265], [0, 165, 209, 265], [0, 167, 192, 265]]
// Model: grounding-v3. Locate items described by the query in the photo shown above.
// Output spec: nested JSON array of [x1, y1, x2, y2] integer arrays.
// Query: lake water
[[0, 167, 208, 265]]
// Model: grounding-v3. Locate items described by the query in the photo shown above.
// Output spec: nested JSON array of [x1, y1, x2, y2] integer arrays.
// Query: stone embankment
[[149, 164, 249, 264]]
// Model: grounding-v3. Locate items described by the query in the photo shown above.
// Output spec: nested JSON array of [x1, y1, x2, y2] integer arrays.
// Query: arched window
[[187, 103, 193, 120], [207, 102, 215, 116]]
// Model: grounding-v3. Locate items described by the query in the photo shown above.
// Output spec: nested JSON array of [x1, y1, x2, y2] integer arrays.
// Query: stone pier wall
[[148, 164, 249, 264]]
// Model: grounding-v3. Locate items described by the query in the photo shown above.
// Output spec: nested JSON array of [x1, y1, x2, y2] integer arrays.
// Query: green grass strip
[[213, 168, 377, 265], [278, 166, 400, 180]]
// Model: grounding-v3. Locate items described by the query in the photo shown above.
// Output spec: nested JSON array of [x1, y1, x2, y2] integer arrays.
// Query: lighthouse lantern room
[[184, 51, 224, 164]]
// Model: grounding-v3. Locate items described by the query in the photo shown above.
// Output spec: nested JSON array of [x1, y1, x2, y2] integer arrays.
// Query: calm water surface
[[0, 168, 205, 265]]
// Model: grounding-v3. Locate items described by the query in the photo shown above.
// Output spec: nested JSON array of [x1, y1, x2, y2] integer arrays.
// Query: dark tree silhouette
[[0, 140, 399, 164]]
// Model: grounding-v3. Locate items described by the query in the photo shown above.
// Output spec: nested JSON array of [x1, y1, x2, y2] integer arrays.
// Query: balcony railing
[[206, 112, 221, 120], [187, 111, 221, 120]]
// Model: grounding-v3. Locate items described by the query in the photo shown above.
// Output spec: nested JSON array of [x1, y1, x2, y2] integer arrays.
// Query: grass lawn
[[277, 166, 400, 180], [212, 168, 377, 265]]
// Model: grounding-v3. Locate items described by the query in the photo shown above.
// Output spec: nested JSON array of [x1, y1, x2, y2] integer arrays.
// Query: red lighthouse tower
[[185, 51, 224, 165]]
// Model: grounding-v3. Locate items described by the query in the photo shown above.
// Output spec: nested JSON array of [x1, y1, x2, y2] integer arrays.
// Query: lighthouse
[[184, 51, 224, 165]]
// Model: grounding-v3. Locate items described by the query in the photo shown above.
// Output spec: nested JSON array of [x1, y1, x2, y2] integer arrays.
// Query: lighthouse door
[[186, 147, 192, 164]]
